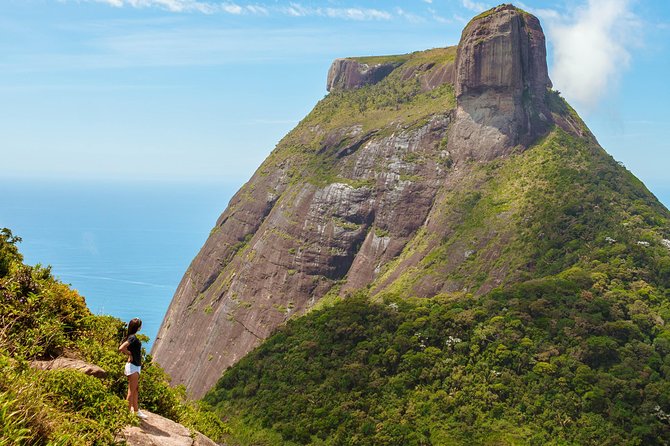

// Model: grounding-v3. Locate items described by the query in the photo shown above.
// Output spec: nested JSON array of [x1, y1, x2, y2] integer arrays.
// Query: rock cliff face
[[326, 59, 401, 92], [448, 4, 552, 161], [152, 5, 567, 398]]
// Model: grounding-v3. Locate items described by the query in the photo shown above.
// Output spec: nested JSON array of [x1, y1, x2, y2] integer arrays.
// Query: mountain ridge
[[152, 3, 670, 408]]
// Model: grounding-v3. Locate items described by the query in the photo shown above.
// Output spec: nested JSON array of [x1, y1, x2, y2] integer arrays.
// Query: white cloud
[[246, 5, 268, 15], [461, 0, 487, 13], [427, 7, 450, 24], [86, 0, 259, 15], [74, 1, 392, 20], [323, 7, 390, 21], [221, 3, 243, 14], [284, 3, 309, 17], [540, 0, 640, 109], [453, 14, 468, 24], [283, 3, 391, 21], [394, 7, 424, 23], [127, 0, 216, 13]]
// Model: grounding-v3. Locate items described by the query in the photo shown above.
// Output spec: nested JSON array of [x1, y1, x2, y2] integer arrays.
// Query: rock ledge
[[117, 410, 218, 446], [30, 357, 107, 379]]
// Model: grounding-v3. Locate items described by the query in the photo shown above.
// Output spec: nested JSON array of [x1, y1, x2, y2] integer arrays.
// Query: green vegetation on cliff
[[350, 46, 456, 68], [0, 229, 227, 445], [207, 271, 670, 445], [373, 127, 670, 296], [204, 125, 670, 445], [259, 47, 456, 188]]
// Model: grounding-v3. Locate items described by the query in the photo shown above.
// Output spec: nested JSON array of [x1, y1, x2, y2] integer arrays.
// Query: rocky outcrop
[[448, 4, 552, 161], [327, 58, 401, 91], [152, 4, 557, 399], [30, 357, 107, 379], [117, 411, 217, 446], [400, 62, 455, 91]]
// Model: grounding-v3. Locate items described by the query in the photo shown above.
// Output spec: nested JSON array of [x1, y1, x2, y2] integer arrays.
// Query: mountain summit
[[152, 3, 670, 411], [450, 4, 553, 158]]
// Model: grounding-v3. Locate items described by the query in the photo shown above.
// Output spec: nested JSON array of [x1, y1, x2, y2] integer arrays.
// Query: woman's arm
[[119, 340, 131, 358]]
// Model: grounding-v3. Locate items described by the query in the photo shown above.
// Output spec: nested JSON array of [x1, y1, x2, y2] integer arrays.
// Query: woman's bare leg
[[126, 375, 133, 411], [128, 372, 139, 412]]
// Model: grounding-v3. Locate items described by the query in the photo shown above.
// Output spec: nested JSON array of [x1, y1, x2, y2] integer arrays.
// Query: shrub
[[0, 391, 32, 446], [41, 369, 134, 432]]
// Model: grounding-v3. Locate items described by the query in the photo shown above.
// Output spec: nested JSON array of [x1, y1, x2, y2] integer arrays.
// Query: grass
[[254, 45, 458, 188], [0, 230, 230, 445], [370, 126, 670, 299], [0, 390, 34, 446], [349, 54, 412, 66], [470, 5, 531, 23], [350, 46, 456, 68]]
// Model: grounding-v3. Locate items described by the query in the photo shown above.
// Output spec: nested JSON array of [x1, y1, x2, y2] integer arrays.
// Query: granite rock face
[[153, 116, 452, 398], [448, 4, 553, 161], [327, 59, 400, 92], [152, 5, 557, 399]]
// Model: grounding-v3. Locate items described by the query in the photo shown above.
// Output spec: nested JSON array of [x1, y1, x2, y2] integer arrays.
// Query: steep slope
[[152, 2, 669, 404], [0, 229, 227, 444], [204, 125, 670, 445]]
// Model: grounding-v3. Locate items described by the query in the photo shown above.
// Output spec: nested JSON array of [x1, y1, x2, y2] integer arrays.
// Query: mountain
[[153, 4, 670, 427]]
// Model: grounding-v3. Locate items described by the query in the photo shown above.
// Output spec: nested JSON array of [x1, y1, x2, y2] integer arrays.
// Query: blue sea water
[[0, 179, 237, 351]]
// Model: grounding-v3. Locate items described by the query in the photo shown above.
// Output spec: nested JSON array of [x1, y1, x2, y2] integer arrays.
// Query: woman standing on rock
[[119, 317, 148, 419]]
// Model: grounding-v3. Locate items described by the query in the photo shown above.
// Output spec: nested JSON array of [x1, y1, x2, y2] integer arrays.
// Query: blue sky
[[1, 0, 669, 200]]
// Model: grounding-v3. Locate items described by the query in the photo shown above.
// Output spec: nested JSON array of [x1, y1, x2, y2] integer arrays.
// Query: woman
[[118, 317, 148, 419]]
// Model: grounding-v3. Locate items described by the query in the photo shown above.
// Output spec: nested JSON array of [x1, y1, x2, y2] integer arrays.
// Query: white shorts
[[124, 362, 141, 376]]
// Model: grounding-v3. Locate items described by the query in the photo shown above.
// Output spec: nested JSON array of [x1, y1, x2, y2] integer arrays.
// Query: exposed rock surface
[[30, 357, 107, 379], [117, 411, 217, 446], [327, 48, 457, 93], [153, 116, 452, 398], [400, 61, 455, 91], [327, 58, 400, 91], [448, 4, 553, 161], [152, 5, 561, 399]]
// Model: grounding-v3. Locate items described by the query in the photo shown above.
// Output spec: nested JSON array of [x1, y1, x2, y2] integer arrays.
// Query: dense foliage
[[207, 265, 670, 445], [0, 229, 227, 445]]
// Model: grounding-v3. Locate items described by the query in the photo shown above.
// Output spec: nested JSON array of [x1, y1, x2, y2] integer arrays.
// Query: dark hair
[[126, 318, 142, 340]]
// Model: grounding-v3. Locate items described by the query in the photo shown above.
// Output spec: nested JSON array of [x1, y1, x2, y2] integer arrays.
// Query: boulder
[[117, 410, 218, 446], [30, 357, 107, 379]]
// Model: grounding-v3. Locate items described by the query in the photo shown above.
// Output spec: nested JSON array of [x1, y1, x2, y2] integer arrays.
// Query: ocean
[[0, 179, 237, 351]]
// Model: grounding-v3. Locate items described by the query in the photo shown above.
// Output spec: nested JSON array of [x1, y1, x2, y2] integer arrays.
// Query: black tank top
[[127, 334, 142, 366]]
